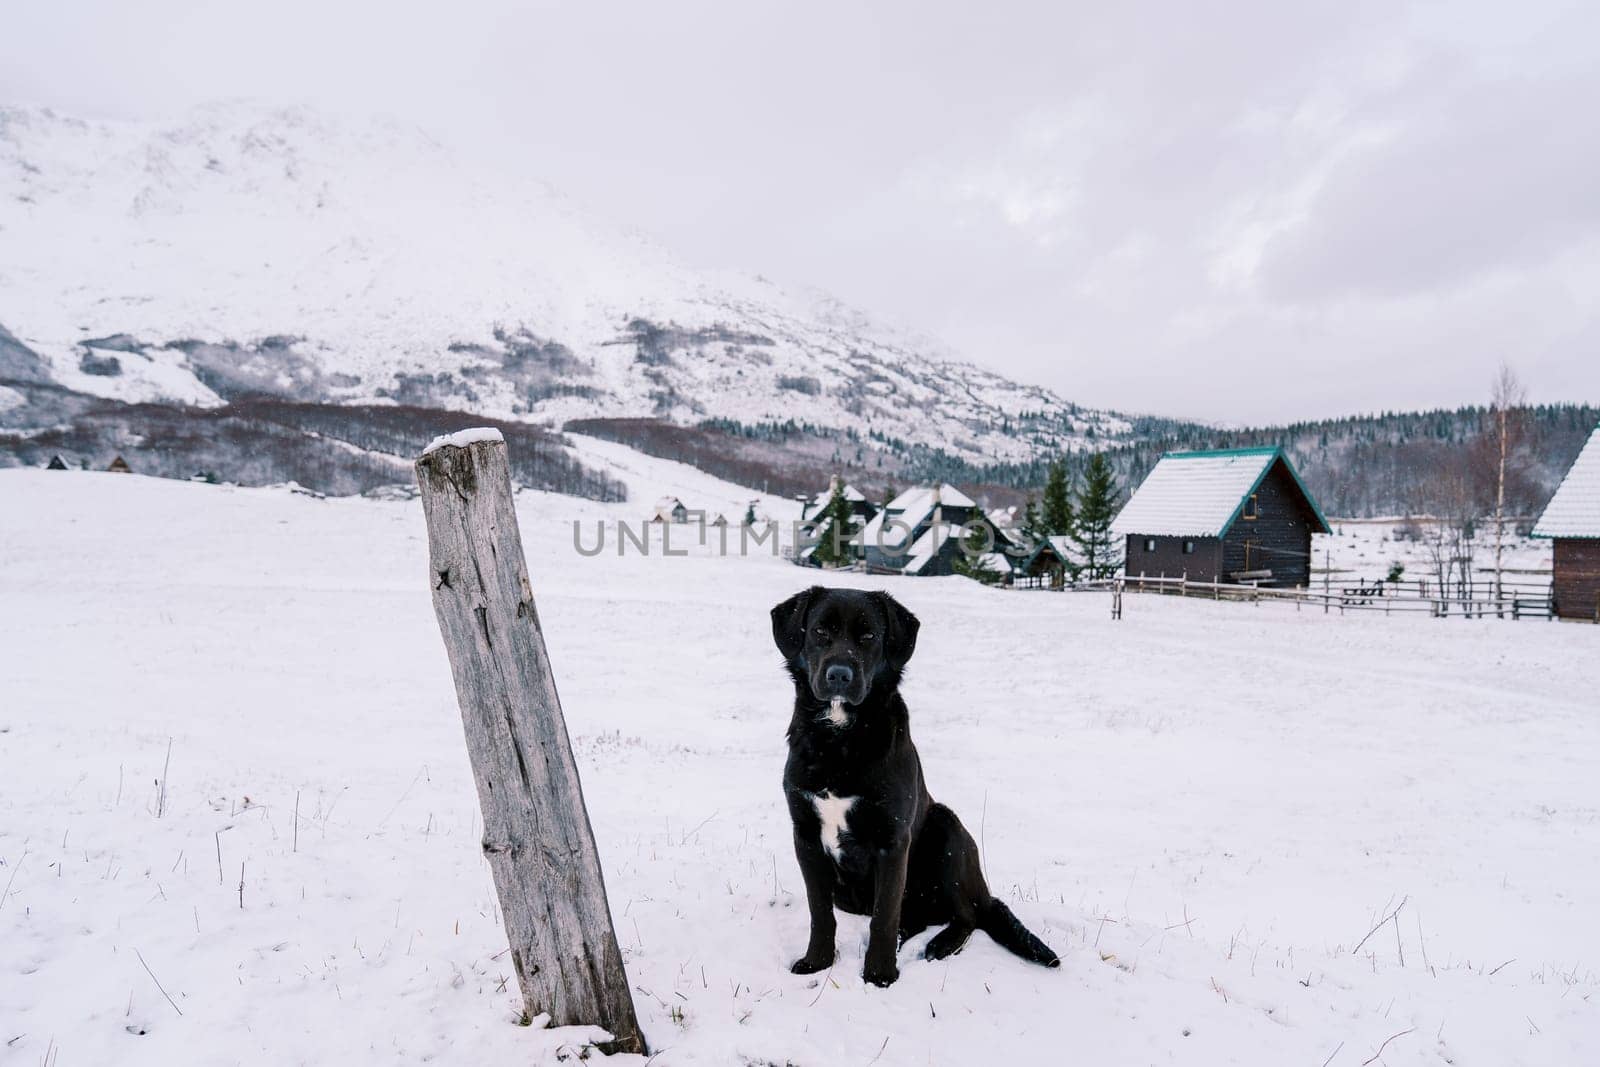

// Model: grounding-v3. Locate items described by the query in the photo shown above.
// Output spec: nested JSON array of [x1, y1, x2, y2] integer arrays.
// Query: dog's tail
[[978, 899, 1061, 968]]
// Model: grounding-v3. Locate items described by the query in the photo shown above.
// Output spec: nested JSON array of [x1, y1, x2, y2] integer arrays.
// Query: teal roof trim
[[1164, 446, 1283, 460], [1213, 448, 1333, 537]]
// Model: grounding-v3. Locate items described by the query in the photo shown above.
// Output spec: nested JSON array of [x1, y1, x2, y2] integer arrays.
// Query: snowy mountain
[[0, 102, 1129, 465]]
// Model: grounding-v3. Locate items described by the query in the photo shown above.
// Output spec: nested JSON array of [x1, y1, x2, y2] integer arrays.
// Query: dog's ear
[[871, 591, 920, 671], [771, 586, 824, 662]]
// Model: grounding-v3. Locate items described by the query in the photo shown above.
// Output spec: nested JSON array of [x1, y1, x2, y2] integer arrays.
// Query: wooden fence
[[1021, 572, 1557, 621]]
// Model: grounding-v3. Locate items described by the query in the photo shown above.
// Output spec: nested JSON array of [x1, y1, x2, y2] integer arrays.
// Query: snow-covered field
[[1316, 519, 1551, 585], [3, 443, 1597, 1066]]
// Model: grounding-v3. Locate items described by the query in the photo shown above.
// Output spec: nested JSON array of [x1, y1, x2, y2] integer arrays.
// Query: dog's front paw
[[790, 950, 834, 975], [862, 962, 899, 988]]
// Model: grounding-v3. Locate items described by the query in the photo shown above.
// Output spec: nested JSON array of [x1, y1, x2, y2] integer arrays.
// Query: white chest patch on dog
[[811, 791, 857, 862]]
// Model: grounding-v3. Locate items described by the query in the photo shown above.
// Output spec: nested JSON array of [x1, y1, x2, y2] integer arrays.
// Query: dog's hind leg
[[906, 803, 980, 961], [923, 921, 975, 960], [898, 913, 931, 947]]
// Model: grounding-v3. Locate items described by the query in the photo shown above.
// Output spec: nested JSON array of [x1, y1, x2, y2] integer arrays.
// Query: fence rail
[[1022, 572, 1556, 621]]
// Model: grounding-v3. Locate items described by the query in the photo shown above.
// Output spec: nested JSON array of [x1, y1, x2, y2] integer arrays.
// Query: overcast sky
[[6, 1, 1599, 423]]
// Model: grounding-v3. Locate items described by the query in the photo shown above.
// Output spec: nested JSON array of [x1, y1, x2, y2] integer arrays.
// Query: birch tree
[[1487, 364, 1526, 613]]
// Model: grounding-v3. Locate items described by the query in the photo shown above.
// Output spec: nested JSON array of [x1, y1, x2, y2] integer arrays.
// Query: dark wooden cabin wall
[[1220, 462, 1316, 587], [1553, 539, 1600, 621], [1124, 535, 1222, 582]]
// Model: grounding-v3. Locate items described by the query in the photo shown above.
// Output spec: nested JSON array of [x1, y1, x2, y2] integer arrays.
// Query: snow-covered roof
[[902, 526, 944, 574], [1111, 447, 1329, 538], [904, 522, 978, 575], [974, 551, 1013, 574], [891, 482, 976, 512], [654, 495, 684, 511], [817, 482, 867, 503], [900, 522, 1015, 576], [1533, 427, 1600, 538], [860, 483, 977, 548], [1016, 534, 1080, 570], [805, 481, 870, 517]]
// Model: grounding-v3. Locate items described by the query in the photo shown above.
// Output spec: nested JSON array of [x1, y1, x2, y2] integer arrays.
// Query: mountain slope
[[0, 102, 1128, 464]]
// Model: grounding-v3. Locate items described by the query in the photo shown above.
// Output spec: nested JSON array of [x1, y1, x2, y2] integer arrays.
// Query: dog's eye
[[860, 633, 875, 642], [813, 628, 829, 639]]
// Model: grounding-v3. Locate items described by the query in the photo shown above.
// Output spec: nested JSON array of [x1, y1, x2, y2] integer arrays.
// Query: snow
[[902, 525, 947, 575], [1314, 518, 1553, 584], [44, 343, 228, 408], [567, 434, 800, 531], [860, 484, 978, 552], [974, 551, 1011, 574], [0, 103, 1131, 460], [3, 450, 1598, 1066], [1112, 448, 1292, 538], [1046, 534, 1080, 566], [422, 426, 505, 455], [816, 482, 868, 504], [1533, 426, 1600, 538]]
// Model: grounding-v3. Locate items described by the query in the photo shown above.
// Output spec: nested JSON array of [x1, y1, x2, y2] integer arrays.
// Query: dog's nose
[[824, 664, 854, 691]]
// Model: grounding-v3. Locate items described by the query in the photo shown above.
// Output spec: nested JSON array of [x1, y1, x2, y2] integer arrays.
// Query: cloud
[[3, 0, 1598, 421], [1257, 66, 1600, 302]]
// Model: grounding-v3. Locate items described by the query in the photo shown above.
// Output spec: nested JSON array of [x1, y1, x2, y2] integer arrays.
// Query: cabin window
[[1143, 538, 1157, 552], [1183, 540, 1196, 554], [1243, 493, 1259, 520]]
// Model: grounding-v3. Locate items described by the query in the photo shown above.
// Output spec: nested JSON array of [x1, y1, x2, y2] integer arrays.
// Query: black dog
[[771, 586, 1060, 987]]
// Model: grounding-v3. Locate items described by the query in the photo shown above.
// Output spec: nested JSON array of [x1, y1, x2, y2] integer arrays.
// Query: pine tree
[[1072, 452, 1122, 580], [742, 502, 757, 527], [1020, 495, 1045, 546], [810, 480, 859, 568], [951, 522, 1004, 584], [1041, 460, 1074, 537]]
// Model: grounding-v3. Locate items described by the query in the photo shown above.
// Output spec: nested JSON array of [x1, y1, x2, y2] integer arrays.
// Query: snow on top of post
[[1533, 426, 1600, 538], [422, 427, 505, 456]]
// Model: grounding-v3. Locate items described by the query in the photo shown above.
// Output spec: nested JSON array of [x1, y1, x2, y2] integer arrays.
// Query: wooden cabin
[[1017, 536, 1073, 588], [1532, 426, 1600, 621], [46, 455, 69, 470], [106, 455, 132, 474], [1112, 447, 1330, 588]]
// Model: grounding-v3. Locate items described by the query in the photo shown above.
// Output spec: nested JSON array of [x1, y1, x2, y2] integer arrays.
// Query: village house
[[795, 476, 881, 568], [1112, 446, 1330, 588], [1016, 535, 1075, 588], [799, 476, 879, 524], [858, 483, 1010, 577], [1532, 424, 1600, 621], [649, 496, 690, 523]]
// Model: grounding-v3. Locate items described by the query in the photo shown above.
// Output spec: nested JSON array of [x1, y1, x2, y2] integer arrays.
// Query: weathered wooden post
[[414, 429, 647, 1056]]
